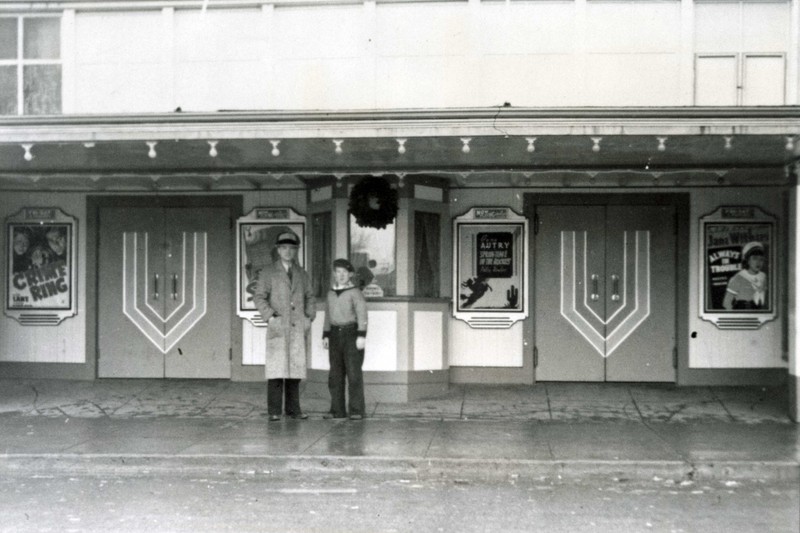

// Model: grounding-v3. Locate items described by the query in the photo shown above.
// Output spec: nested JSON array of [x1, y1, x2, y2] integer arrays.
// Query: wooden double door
[[534, 203, 676, 382], [98, 207, 232, 378]]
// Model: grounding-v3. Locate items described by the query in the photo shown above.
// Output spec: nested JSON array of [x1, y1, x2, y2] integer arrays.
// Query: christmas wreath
[[349, 177, 399, 229]]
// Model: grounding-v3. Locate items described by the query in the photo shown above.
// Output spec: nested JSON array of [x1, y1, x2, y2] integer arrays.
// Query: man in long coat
[[252, 231, 316, 421]]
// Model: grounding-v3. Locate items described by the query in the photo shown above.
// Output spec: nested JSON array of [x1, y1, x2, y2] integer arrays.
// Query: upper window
[[695, 53, 785, 106], [0, 16, 61, 115]]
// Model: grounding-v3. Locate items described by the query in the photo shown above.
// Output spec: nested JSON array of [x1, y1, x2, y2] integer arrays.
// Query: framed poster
[[453, 207, 528, 328], [236, 207, 307, 326], [5, 207, 77, 325], [699, 206, 776, 329]]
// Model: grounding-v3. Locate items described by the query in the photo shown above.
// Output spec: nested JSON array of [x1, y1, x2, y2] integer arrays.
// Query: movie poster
[[5, 208, 77, 325], [704, 222, 772, 313], [457, 225, 522, 311], [453, 207, 529, 328], [236, 208, 306, 326], [699, 206, 777, 329]]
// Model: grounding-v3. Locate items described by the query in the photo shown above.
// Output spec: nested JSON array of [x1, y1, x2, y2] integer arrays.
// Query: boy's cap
[[333, 258, 354, 272], [276, 232, 300, 246]]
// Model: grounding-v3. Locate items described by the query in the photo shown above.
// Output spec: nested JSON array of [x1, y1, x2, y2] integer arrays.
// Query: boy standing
[[322, 259, 368, 420]]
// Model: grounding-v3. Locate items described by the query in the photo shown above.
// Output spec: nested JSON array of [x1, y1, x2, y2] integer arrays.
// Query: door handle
[[154, 273, 159, 300], [590, 274, 600, 301], [172, 273, 178, 300], [611, 274, 620, 301]]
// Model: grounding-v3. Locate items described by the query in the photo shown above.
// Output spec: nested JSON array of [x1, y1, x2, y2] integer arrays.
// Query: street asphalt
[[0, 379, 797, 483]]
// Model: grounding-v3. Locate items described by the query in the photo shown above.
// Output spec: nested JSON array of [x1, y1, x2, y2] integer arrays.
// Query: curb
[[2, 454, 797, 483]]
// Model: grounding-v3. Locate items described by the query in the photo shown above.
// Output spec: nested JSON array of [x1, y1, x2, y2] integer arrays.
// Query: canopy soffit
[[1, 107, 798, 190]]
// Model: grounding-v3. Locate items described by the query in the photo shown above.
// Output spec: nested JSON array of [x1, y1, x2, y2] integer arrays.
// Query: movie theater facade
[[1, 0, 799, 419]]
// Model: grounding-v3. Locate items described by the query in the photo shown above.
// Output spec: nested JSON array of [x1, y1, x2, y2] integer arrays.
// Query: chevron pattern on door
[[122, 231, 208, 354], [560, 230, 650, 357]]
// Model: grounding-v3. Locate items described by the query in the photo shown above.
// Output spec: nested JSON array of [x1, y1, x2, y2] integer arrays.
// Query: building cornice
[[0, 0, 463, 12], [0, 0, 789, 12], [1, 107, 800, 143]]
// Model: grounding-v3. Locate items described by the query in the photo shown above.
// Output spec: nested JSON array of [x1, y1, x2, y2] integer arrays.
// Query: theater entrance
[[97, 206, 232, 378], [533, 201, 676, 382]]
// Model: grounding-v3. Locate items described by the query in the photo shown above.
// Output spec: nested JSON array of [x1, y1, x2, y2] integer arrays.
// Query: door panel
[[605, 205, 675, 381], [534, 203, 676, 382], [99, 208, 165, 378], [535, 206, 605, 381], [163, 208, 231, 379], [98, 206, 231, 379]]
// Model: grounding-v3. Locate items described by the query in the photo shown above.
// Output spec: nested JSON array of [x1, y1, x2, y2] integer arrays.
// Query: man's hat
[[332, 258, 354, 272], [276, 231, 300, 246]]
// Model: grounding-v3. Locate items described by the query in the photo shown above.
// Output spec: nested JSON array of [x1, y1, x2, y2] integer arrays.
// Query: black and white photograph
[[0, 3, 798, 532]]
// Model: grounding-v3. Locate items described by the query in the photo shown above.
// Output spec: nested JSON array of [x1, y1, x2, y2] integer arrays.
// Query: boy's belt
[[329, 323, 357, 331]]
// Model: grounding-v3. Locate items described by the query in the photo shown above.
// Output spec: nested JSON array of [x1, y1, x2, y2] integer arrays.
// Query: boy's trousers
[[328, 324, 365, 417]]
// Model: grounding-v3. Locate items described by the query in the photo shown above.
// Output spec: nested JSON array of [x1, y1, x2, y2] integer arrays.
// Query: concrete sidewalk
[[1, 379, 797, 482]]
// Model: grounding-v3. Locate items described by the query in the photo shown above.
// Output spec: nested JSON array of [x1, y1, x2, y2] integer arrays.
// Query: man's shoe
[[323, 413, 346, 419], [289, 413, 308, 420], [349, 414, 363, 421], [268, 414, 281, 422]]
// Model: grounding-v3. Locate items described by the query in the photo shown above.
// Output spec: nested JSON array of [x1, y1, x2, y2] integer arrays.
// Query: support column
[[160, 7, 175, 111], [788, 0, 798, 105], [61, 10, 76, 114], [679, 0, 695, 105], [789, 182, 800, 422]]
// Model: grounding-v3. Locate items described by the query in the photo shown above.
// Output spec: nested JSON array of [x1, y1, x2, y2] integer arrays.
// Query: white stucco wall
[[239, 189, 307, 366], [688, 188, 786, 368], [59, 0, 794, 114], [449, 186, 787, 370], [0, 193, 87, 363]]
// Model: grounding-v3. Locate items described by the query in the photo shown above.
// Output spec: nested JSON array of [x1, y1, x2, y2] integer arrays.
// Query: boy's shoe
[[268, 414, 281, 422], [349, 414, 363, 421], [289, 413, 308, 420], [323, 413, 346, 419]]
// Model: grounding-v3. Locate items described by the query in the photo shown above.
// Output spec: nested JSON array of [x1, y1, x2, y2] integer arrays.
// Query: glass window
[[349, 214, 396, 297], [24, 65, 61, 114], [0, 19, 17, 59], [0, 66, 16, 114], [23, 18, 59, 59], [414, 211, 440, 298], [0, 16, 61, 115], [311, 212, 332, 298]]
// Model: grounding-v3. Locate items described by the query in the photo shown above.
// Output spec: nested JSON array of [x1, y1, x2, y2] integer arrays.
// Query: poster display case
[[5, 207, 77, 325], [236, 207, 307, 327], [453, 207, 528, 328], [699, 206, 776, 330]]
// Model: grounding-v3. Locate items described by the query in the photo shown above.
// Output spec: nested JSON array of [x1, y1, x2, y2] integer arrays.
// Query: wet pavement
[[0, 379, 797, 482]]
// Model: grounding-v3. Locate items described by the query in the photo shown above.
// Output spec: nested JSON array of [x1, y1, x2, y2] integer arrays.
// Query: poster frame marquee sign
[[5, 207, 78, 326], [236, 207, 307, 327], [453, 207, 529, 328], [699, 206, 777, 330]]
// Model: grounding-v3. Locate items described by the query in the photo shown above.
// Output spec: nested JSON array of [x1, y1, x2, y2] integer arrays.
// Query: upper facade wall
[[2, 0, 798, 114]]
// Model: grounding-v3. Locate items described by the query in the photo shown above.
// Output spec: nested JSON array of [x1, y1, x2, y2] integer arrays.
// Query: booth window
[[0, 16, 61, 115], [312, 212, 332, 298], [414, 211, 440, 297], [349, 214, 396, 297]]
